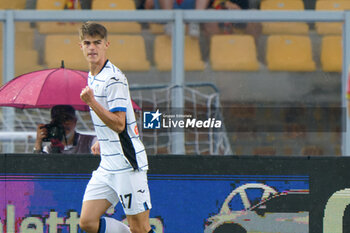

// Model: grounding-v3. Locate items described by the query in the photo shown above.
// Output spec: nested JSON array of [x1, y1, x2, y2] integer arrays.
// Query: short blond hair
[[79, 22, 107, 41]]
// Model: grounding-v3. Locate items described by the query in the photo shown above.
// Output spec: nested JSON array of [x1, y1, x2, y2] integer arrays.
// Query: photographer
[[34, 105, 97, 154]]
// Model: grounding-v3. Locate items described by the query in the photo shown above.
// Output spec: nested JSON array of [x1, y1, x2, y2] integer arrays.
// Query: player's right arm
[[80, 86, 126, 133]]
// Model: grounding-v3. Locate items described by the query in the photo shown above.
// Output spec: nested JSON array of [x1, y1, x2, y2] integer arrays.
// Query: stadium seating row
[[260, 0, 350, 35], [0, 49, 44, 78], [44, 34, 342, 72], [26, 20, 350, 37], [0, 0, 27, 9], [0, 32, 341, 80], [0, 0, 343, 80], [1, 0, 349, 35], [0, 22, 44, 82]]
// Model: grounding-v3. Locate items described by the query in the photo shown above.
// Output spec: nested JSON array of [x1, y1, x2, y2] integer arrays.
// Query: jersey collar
[[89, 59, 110, 78]]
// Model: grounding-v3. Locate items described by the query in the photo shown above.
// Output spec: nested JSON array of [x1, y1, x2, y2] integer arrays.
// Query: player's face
[[80, 35, 109, 65]]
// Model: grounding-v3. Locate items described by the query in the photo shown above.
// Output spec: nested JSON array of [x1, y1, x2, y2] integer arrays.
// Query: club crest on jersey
[[143, 109, 162, 129]]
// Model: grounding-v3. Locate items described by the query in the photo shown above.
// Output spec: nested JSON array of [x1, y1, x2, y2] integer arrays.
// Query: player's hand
[[80, 86, 95, 105], [91, 140, 100, 156]]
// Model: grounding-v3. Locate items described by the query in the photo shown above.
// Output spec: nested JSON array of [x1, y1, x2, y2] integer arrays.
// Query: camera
[[42, 122, 65, 142]]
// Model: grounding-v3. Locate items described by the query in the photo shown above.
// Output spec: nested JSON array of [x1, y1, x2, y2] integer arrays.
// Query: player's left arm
[[80, 86, 126, 133]]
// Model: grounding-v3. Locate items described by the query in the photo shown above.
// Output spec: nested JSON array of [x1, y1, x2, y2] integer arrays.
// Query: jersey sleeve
[[106, 75, 129, 112]]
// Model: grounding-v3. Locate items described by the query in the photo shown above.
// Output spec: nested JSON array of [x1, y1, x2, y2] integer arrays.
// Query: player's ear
[[105, 40, 110, 49], [79, 42, 83, 50]]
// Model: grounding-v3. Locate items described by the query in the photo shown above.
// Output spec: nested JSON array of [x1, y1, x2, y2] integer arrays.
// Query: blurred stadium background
[[0, 0, 348, 156]]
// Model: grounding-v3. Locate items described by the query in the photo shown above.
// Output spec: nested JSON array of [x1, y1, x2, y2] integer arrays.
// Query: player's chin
[[86, 57, 98, 63]]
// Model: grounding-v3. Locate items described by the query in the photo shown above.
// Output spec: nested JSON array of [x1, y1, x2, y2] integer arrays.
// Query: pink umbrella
[[0, 67, 141, 111]]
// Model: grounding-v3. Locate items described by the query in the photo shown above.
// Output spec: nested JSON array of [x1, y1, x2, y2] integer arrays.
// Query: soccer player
[[79, 22, 154, 233]]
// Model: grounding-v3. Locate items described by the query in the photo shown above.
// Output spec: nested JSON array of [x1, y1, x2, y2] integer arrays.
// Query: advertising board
[[0, 155, 350, 233]]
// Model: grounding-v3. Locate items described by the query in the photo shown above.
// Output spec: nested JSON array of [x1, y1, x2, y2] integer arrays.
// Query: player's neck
[[89, 59, 107, 76]]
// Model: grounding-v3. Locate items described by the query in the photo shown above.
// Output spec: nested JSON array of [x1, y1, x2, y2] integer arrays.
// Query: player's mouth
[[88, 52, 98, 57]]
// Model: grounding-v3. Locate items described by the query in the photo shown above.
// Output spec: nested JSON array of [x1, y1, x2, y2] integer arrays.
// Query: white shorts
[[83, 168, 152, 215]]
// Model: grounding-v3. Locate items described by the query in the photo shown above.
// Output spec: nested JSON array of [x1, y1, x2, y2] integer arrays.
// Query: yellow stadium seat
[[16, 31, 35, 50], [107, 35, 150, 71], [15, 49, 44, 76], [0, 22, 32, 32], [36, 0, 65, 10], [15, 22, 33, 31], [149, 23, 165, 34], [210, 35, 259, 71], [0, 0, 26, 9], [36, 0, 83, 34], [102, 22, 142, 34], [261, 0, 304, 10], [0, 23, 35, 50], [0, 49, 44, 84], [45, 35, 88, 70], [0, 23, 42, 84], [315, 0, 350, 34], [154, 35, 205, 71], [260, 0, 309, 34], [37, 22, 83, 34], [91, 0, 141, 34], [92, 0, 135, 9], [321, 36, 342, 72], [266, 35, 316, 71]]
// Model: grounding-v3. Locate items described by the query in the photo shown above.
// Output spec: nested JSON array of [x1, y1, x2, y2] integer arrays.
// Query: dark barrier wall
[[1, 154, 350, 233]]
